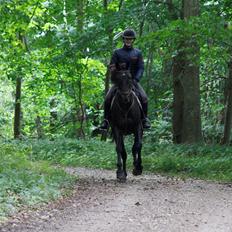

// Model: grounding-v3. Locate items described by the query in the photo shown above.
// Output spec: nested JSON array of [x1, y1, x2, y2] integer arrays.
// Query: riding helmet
[[122, 29, 136, 39]]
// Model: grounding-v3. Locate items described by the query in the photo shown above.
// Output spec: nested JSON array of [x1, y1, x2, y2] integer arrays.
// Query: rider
[[100, 28, 151, 130]]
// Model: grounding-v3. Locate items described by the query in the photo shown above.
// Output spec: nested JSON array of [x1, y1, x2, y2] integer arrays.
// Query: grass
[[15, 137, 232, 182], [0, 142, 76, 222], [2, 137, 232, 221]]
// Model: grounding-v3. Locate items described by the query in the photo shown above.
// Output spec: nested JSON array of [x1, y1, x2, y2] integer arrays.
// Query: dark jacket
[[110, 45, 144, 82]]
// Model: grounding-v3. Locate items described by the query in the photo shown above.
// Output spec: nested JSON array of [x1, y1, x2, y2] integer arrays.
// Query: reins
[[111, 89, 135, 121], [110, 70, 142, 131]]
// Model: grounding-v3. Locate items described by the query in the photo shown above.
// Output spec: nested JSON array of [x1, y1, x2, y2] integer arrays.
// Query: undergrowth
[[0, 142, 76, 222], [2, 137, 232, 222], [14, 137, 232, 182]]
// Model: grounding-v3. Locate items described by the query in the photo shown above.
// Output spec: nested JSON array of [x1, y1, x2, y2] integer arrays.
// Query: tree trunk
[[181, 45, 202, 143], [35, 115, 44, 139], [76, 78, 86, 138], [166, 0, 179, 20], [13, 33, 28, 139], [168, 0, 185, 143], [172, 0, 202, 143], [76, 0, 85, 32], [222, 59, 232, 144], [182, 0, 202, 143], [145, 44, 154, 96], [50, 97, 58, 131], [14, 77, 22, 139], [101, 0, 114, 141], [74, 0, 86, 138], [172, 51, 185, 143], [103, 0, 113, 97]]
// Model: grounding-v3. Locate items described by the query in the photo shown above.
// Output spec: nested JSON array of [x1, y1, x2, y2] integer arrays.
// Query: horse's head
[[112, 70, 133, 103], [112, 70, 133, 91]]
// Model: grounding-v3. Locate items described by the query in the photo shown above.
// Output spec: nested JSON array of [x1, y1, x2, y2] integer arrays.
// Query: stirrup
[[99, 119, 110, 130], [142, 118, 151, 129]]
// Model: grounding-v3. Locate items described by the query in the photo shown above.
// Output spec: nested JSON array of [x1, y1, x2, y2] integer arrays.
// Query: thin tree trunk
[[77, 78, 86, 138], [145, 46, 154, 96], [14, 77, 22, 139], [166, 0, 179, 19], [138, 0, 148, 37], [13, 33, 28, 139], [50, 97, 58, 131], [172, 51, 185, 143], [103, 0, 113, 96], [74, 0, 86, 138], [167, 0, 185, 143], [76, 0, 85, 32], [222, 59, 232, 144], [35, 115, 44, 139], [101, 0, 114, 141]]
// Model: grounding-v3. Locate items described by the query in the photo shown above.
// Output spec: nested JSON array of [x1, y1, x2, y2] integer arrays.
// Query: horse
[[110, 70, 143, 181]]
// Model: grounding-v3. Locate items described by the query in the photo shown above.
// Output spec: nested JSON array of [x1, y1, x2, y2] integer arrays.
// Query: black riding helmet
[[122, 29, 136, 39]]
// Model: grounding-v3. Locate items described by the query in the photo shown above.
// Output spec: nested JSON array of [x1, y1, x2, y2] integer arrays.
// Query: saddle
[[110, 88, 144, 117]]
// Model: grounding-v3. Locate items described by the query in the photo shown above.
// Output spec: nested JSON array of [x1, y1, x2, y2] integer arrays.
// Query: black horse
[[110, 70, 143, 181]]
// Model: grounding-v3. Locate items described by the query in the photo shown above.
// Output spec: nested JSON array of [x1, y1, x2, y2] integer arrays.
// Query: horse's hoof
[[132, 169, 142, 176], [117, 177, 127, 183], [116, 171, 127, 182]]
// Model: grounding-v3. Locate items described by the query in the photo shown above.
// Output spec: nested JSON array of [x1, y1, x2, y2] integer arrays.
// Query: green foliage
[[15, 138, 232, 182], [0, 0, 232, 142], [142, 143, 232, 181], [0, 142, 76, 222], [21, 138, 117, 168], [0, 79, 14, 138]]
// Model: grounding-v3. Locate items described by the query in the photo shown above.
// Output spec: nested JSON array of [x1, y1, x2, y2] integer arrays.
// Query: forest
[[1, 0, 232, 223], [0, 0, 231, 143]]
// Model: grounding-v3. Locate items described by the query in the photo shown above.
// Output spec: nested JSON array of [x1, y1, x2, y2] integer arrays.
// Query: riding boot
[[99, 102, 110, 130], [141, 102, 151, 129]]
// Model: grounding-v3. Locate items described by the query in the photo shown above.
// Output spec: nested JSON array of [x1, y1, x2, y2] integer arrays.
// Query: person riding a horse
[[100, 28, 151, 130]]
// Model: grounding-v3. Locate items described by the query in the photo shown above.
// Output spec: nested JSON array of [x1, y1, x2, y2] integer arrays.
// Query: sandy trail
[[1, 167, 232, 232]]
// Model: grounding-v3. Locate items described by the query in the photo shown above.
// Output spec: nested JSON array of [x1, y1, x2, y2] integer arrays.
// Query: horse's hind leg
[[132, 127, 143, 176], [114, 129, 127, 181]]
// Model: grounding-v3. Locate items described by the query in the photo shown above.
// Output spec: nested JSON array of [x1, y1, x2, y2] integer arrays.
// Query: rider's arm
[[109, 50, 118, 83], [109, 50, 118, 71], [134, 51, 144, 82]]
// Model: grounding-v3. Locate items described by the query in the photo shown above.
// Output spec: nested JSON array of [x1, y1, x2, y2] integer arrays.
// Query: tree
[[172, 0, 202, 143], [222, 58, 232, 144]]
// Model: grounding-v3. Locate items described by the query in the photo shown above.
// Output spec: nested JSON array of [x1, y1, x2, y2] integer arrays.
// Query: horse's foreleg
[[132, 126, 143, 176], [121, 141, 127, 178], [114, 129, 127, 181]]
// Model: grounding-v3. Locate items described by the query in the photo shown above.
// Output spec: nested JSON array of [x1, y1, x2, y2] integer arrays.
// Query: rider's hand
[[109, 64, 116, 72], [133, 79, 138, 86]]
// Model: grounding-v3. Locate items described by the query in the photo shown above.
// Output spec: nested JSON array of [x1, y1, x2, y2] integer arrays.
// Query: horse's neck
[[116, 90, 134, 107]]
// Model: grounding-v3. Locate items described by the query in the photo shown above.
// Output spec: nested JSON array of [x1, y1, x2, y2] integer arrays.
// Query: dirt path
[[1, 167, 232, 232]]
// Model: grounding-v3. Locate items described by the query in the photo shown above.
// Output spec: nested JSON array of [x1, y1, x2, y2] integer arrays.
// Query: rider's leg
[[134, 82, 151, 129], [99, 86, 117, 130], [141, 101, 151, 129]]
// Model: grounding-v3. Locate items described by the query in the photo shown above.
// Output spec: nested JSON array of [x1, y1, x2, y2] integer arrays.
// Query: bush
[[15, 138, 232, 182], [0, 142, 76, 222]]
